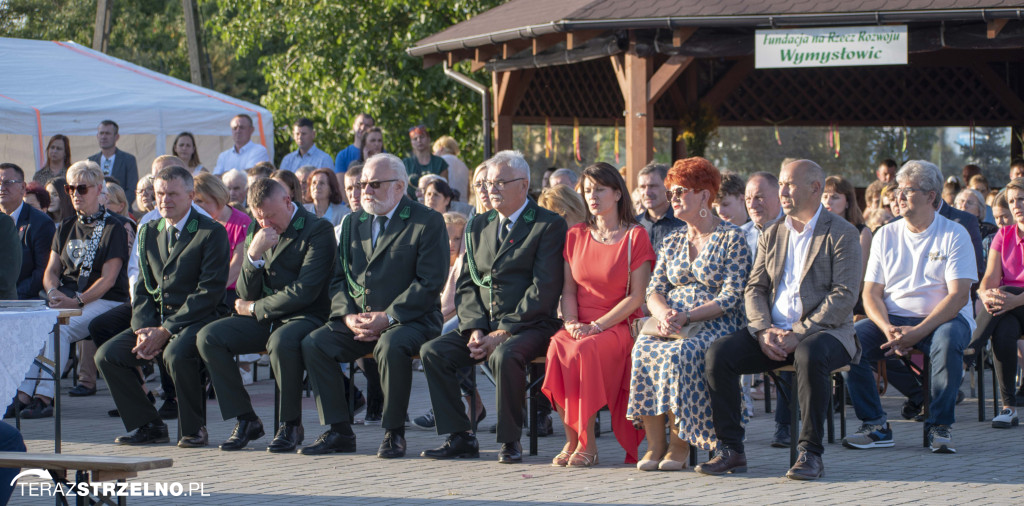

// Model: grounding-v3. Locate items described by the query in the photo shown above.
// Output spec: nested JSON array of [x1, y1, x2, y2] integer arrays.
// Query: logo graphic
[[10, 469, 49, 486]]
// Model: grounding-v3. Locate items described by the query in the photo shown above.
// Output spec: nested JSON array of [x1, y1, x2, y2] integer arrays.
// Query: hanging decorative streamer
[[827, 122, 834, 149], [902, 124, 908, 154], [553, 128, 560, 165], [545, 117, 552, 158], [573, 117, 581, 162], [833, 126, 841, 158], [525, 124, 532, 152], [774, 126, 781, 145], [614, 119, 620, 164], [970, 120, 976, 156]]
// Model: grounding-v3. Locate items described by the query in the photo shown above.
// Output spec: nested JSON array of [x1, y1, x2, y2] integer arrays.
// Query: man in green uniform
[[197, 178, 336, 453], [0, 211, 21, 299], [299, 153, 448, 458], [420, 150, 566, 463], [96, 166, 228, 446]]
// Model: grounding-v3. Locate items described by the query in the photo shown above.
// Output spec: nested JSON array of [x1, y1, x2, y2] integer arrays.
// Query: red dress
[[541, 223, 656, 463]]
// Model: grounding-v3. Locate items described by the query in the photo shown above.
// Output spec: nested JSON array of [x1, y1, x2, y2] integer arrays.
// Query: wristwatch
[[386, 313, 396, 326], [75, 293, 85, 308], [248, 302, 256, 316]]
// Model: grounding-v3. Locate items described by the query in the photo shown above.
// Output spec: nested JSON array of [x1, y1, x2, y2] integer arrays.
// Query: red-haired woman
[[542, 162, 655, 468], [34, 134, 72, 185], [628, 157, 750, 471], [304, 167, 350, 226]]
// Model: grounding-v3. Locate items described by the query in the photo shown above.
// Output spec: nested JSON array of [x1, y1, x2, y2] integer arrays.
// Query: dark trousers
[[302, 321, 429, 429], [96, 318, 213, 435], [0, 421, 26, 506], [421, 328, 550, 443], [197, 314, 320, 424], [706, 329, 851, 455], [88, 303, 176, 400], [971, 285, 1024, 408]]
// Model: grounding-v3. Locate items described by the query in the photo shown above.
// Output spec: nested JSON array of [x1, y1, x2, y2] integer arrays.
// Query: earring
[[699, 208, 708, 218]]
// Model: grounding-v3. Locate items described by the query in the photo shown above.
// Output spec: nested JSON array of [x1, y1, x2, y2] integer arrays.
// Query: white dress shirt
[[369, 204, 400, 246], [496, 199, 529, 244], [212, 141, 270, 175], [279, 144, 335, 173], [99, 153, 116, 176], [771, 205, 823, 331], [7, 202, 24, 225]]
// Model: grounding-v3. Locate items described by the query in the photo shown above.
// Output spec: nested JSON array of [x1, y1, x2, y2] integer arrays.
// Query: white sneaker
[[992, 408, 1019, 428], [239, 366, 254, 386]]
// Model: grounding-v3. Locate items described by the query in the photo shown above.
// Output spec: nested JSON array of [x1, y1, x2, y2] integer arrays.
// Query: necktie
[[498, 218, 511, 244], [373, 216, 388, 248], [169, 227, 178, 248]]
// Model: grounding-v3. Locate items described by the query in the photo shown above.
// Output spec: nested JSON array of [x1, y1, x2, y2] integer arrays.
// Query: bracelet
[[46, 288, 58, 296], [683, 310, 691, 327], [590, 321, 603, 332]]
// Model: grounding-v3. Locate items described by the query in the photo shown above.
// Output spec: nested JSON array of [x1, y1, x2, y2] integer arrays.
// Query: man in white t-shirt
[[212, 114, 270, 175], [842, 160, 976, 455]]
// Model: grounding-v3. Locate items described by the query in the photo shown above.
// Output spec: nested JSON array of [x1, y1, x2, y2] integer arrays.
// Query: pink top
[[990, 224, 1024, 288], [224, 207, 252, 290]]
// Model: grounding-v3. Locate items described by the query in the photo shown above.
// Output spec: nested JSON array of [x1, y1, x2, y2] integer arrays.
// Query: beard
[[363, 196, 394, 215]]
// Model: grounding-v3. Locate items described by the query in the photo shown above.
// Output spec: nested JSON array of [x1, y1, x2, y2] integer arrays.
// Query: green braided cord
[[463, 214, 491, 289], [137, 224, 162, 304], [340, 214, 365, 300]]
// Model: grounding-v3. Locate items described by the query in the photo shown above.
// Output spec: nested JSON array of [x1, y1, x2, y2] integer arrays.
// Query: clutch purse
[[635, 316, 703, 339]]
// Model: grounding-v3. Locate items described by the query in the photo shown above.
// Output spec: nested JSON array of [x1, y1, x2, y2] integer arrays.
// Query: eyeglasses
[[64, 184, 91, 195], [473, 181, 487, 190], [894, 187, 925, 198], [668, 187, 694, 200], [483, 178, 525, 190], [0, 179, 23, 188], [358, 179, 398, 190]]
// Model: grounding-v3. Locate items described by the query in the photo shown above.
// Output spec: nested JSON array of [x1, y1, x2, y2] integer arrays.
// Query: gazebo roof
[[410, 0, 1024, 56]]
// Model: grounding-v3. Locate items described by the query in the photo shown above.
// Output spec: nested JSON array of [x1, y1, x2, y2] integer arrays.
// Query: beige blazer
[[745, 208, 863, 364]]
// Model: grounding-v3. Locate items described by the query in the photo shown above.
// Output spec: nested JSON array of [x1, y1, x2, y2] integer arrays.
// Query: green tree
[[210, 0, 503, 166]]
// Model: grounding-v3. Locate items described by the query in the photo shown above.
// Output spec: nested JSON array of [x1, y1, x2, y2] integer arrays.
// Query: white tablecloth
[[0, 308, 57, 411]]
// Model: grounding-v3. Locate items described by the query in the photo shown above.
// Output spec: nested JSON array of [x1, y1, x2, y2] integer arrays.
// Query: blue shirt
[[334, 144, 360, 173], [280, 144, 334, 173]]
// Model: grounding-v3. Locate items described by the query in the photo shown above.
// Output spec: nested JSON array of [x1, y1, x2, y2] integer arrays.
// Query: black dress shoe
[[267, 423, 304, 453], [771, 423, 792, 448], [421, 432, 479, 459], [537, 414, 553, 437], [498, 440, 523, 464], [786, 449, 825, 480], [68, 384, 97, 397], [377, 431, 406, 459], [695, 448, 748, 475], [178, 426, 208, 448], [115, 421, 169, 445], [20, 398, 53, 419], [158, 399, 178, 420], [298, 430, 357, 455], [3, 399, 28, 419], [219, 418, 265, 451]]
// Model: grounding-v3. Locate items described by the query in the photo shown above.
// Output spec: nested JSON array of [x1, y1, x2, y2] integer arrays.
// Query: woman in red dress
[[542, 162, 655, 467]]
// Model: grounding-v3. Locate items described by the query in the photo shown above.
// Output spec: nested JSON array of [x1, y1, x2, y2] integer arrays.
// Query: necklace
[[593, 223, 621, 243], [686, 218, 720, 244]]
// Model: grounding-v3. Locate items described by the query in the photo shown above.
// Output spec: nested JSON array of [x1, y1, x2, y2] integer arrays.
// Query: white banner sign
[[755, 25, 908, 69]]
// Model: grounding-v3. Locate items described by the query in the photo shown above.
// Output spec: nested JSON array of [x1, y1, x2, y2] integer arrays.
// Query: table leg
[[54, 321, 61, 454]]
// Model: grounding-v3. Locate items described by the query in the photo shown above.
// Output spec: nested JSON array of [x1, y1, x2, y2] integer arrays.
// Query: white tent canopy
[[0, 37, 273, 178]]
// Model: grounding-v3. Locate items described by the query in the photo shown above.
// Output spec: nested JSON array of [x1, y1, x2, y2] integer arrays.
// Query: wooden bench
[[0, 451, 172, 505]]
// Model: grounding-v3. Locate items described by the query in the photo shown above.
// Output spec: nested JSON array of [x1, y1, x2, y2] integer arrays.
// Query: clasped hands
[[46, 290, 78, 309], [468, 329, 511, 360], [344, 312, 390, 342], [757, 327, 798, 361], [655, 308, 688, 335], [562, 319, 599, 340], [980, 287, 1023, 316], [879, 325, 923, 357], [132, 327, 172, 360]]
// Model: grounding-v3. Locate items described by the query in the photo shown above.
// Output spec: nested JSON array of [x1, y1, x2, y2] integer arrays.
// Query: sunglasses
[[357, 179, 398, 190], [64, 184, 92, 195], [668, 187, 694, 200]]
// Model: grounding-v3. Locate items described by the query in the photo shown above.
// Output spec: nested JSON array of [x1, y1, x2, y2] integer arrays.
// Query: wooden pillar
[[1012, 125, 1023, 162], [182, 0, 207, 87], [491, 69, 535, 155], [623, 50, 653, 191], [92, 0, 112, 53]]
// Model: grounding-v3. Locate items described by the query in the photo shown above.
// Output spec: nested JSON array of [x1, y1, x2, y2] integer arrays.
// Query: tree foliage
[[210, 0, 503, 165]]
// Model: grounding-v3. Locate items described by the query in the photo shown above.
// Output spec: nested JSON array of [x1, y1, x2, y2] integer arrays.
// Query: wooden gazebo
[[409, 0, 1024, 185]]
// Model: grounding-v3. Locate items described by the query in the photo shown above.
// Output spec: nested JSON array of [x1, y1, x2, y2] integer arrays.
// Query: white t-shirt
[[864, 211, 978, 331]]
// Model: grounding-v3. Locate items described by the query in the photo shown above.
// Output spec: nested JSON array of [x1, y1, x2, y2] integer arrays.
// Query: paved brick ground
[[6, 363, 1024, 505]]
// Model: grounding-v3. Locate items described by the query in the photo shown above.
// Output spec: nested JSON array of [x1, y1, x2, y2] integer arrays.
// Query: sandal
[[567, 449, 599, 468], [552, 442, 576, 467]]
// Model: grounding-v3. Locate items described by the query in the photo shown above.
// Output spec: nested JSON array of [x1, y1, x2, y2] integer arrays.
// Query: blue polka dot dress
[[627, 221, 750, 451]]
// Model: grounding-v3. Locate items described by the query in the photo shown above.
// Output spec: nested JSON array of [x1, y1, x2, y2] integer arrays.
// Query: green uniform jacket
[[0, 212, 22, 300], [132, 207, 229, 333], [331, 197, 447, 333], [239, 204, 336, 322], [457, 200, 567, 335]]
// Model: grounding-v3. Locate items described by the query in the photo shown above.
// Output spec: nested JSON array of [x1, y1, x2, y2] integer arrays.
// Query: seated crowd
[[3, 115, 1024, 483]]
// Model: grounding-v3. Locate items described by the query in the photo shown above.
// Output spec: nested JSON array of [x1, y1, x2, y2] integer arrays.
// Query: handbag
[[634, 316, 703, 339]]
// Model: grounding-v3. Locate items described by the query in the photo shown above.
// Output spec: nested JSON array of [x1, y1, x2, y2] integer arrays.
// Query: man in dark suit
[[299, 153, 447, 458], [420, 150, 566, 463], [0, 212, 20, 300], [697, 160, 861, 480], [95, 166, 229, 446], [197, 178, 336, 453], [0, 163, 55, 299], [87, 120, 139, 206]]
